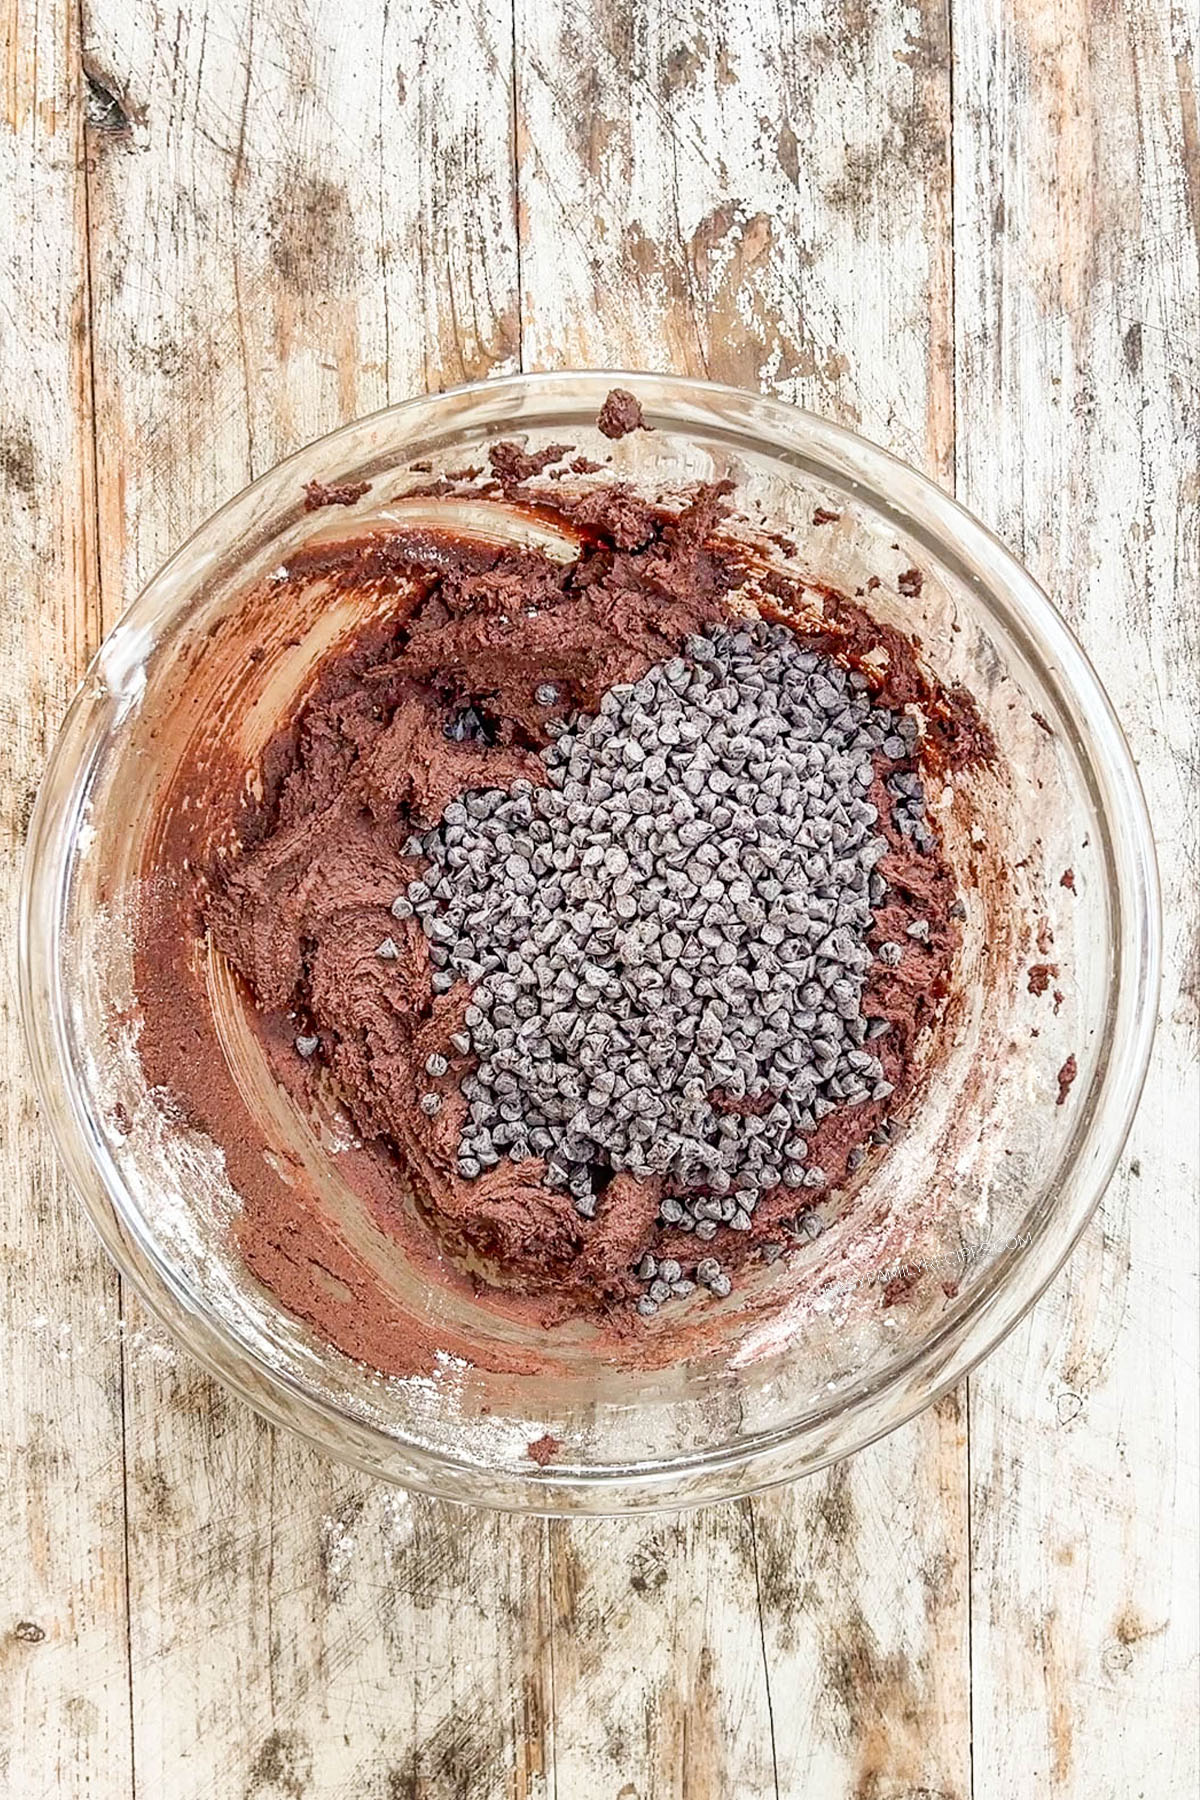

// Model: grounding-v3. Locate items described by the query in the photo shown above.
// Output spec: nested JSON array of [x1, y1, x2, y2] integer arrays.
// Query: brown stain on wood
[[1178, 46, 1200, 245], [684, 202, 850, 391], [663, 33, 707, 93], [825, 1598, 936, 1795], [750, 1390, 968, 1790], [267, 170, 360, 293], [548, 1521, 592, 1623], [1039, 1608, 1074, 1788], [406, 1702, 516, 1798], [813, 1459, 858, 1548], [165, 1360, 230, 1424], [133, 1463, 178, 1528], [776, 118, 800, 188], [1112, 1606, 1167, 1648], [0, 423, 37, 495], [824, 85, 947, 210], [513, 1670, 549, 1798], [568, 64, 623, 182], [668, 1642, 725, 1800], [628, 1527, 670, 1597], [1010, 0, 1097, 319], [245, 1729, 313, 1799]]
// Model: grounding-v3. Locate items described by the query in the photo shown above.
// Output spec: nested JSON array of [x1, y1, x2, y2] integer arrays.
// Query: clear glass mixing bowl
[[20, 372, 1159, 1511]]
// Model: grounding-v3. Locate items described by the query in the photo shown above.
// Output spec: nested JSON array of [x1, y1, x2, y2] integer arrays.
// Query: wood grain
[[2, 0, 1196, 1795], [953, 2, 1200, 1794], [0, 4, 131, 1796], [516, 0, 955, 480], [547, 1502, 783, 1799]]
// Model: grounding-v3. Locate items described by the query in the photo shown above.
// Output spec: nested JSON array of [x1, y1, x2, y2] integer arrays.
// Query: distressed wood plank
[[953, 1, 1200, 1795], [752, 1394, 971, 1799], [517, 6, 969, 1796], [7, 2, 1196, 1795], [517, 0, 954, 479], [547, 1504, 777, 1800], [118, 1343, 555, 1800], [0, 3, 134, 1797], [82, 0, 520, 605], [81, 3, 544, 1795]]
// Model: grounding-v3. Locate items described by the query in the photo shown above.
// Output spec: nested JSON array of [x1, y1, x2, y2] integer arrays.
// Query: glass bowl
[[20, 372, 1159, 1512]]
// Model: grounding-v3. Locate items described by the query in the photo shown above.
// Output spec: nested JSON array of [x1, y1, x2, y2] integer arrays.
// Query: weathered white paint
[[0, 5, 133, 1797], [954, 2, 1200, 1795], [2, 0, 1195, 1794]]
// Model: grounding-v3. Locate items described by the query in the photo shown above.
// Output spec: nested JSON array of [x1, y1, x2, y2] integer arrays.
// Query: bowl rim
[[20, 368, 1162, 1511]]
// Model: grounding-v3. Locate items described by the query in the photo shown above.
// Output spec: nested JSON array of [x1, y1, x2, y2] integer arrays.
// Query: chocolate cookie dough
[[136, 404, 985, 1373], [596, 387, 647, 438]]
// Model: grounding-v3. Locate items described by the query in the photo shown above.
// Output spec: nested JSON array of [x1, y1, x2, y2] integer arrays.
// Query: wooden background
[[3, 2, 1197, 1795]]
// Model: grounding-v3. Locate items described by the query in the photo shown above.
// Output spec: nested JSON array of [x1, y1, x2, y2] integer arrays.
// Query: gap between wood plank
[[949, 7, 978, 1792], [510, 0, 524, 374], [745, 1499, 782, 1800], [77, 2, 140, 1793]]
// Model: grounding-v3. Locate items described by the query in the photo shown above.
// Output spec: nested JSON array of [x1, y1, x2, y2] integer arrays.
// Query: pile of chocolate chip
[[399, 621, 930, 1312]]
